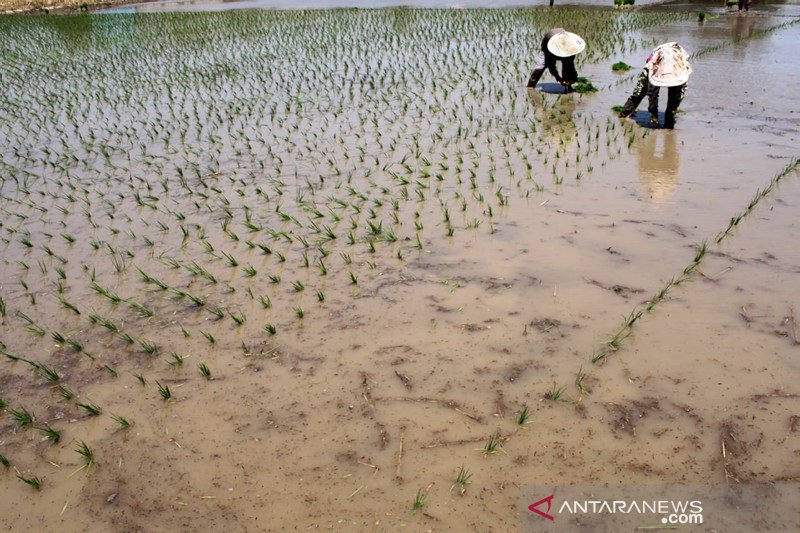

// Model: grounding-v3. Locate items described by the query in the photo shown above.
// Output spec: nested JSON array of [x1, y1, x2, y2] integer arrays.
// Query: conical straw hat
[[546, 31, 586, 58]]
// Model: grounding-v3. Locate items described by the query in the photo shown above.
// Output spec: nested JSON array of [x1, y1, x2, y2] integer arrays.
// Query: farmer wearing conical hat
[[527, 29, 586, 92], [619, 42, 692, 129]]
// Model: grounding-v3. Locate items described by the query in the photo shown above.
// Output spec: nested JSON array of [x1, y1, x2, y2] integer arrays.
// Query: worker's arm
[[544, 52, 563, 82]]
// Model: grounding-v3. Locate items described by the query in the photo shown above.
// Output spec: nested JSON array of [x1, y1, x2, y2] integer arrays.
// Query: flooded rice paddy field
[[1, 3, 799, 531]]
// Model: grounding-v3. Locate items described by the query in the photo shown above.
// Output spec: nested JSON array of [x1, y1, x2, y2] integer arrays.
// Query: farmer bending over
[[618, 42, 692, 129], [527, 29, 585, 91]]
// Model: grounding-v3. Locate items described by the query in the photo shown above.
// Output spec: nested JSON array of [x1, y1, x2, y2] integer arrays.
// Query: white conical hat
[[648, 42, 692, 87], [547, 32, 586, 58]]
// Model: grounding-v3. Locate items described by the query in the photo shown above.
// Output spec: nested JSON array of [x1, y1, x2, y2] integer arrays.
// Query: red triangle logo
[[528, 494, 555, 521]]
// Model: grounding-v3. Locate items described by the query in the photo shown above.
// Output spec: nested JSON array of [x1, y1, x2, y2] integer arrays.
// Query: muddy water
[[1, 4, 799, 532]]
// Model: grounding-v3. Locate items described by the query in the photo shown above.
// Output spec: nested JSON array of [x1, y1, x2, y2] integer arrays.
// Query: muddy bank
[[0, 0, 144, 14]]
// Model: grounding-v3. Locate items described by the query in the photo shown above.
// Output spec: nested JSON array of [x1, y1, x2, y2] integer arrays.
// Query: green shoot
[[450, 465, 473, 495], [76, 401, 102, 416], [156, 381, 171, 401], [10, 407, 35, 427], [111, 414, 133, 429], [411, 489, 426, 513], [17, 475, 41, 490], [516, 406, 531, 426]]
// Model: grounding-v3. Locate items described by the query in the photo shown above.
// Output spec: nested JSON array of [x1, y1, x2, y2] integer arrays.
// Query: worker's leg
[[561, 57, 578, 85], [647, 84, 660, 124], [619, 70, 649, 117], [664, 83, 686, 129], [527, 66, 547, 88]]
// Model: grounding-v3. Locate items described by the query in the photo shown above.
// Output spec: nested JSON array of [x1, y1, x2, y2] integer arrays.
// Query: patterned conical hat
[[648, 42, 692, 87]]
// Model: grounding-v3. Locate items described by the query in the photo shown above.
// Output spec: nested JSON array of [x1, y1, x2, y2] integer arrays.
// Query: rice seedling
[[201, 331, 216, 344], [478, 433, 504, 456], [111, 414, 133, 429], [77, 401, 102, 416], [411, 489, 427, 513], [133, 373, 147, 386], [450, 465, 473, 495], [75, 441, 95, 469], [17, 475, 41, 490], [229, 311, 247, 326], [575, 368, 589, 395], [25, 323, 46, 336], [264, 324, 277, 335], [516, 406, 532, 426], [10, 406, 35, 427], [168, 352, 184, 367], [58, 385, 75, 400], [0, 454, 9, 468], [544, 384, 567, 402], [136, 338, 158, 356], [206, 306, 224, 320], [38, 425, 61, 443], [294, 307, 305, 319], [156, 381, 172, 401], [57, 295, 81, 315], [573, 77, 598, 93], [185, 293, 207, 307], [199, 363, 211, 379]]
